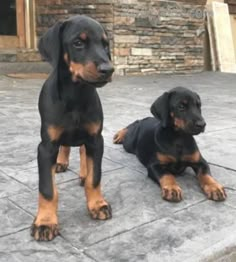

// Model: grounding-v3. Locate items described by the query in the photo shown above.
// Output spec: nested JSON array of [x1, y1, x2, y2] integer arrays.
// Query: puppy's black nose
[[195, 120, 206, 130], [98, 63, 114, 77]]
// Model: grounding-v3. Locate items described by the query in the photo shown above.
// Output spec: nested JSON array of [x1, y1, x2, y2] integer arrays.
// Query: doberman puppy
[[114, 87, 226, 202], [31, 15, 114, 241]]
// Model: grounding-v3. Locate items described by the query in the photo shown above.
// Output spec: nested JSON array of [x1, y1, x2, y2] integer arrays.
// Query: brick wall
[[34, 0, 207, 75], [225, 0, 236, 14]]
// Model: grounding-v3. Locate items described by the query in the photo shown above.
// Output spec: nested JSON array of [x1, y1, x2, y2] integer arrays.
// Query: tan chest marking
[[156, 153, 176, 164], [84, 121, 101, 136], [47, 126, 64, 142], [182, 151, 200, 163]]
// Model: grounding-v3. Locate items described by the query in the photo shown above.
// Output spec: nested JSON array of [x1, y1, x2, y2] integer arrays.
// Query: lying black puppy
[[31, 15, 114, 241], [114, 87, 226, 202]]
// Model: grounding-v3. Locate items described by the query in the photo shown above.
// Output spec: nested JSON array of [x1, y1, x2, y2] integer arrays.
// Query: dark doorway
[[0, 0, 25, 48], [0, 1, 17, 36]]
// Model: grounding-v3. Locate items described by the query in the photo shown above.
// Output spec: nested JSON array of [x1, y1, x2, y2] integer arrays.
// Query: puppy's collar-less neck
[[154, 125, 193, 151], [55, 65, 96, 110]]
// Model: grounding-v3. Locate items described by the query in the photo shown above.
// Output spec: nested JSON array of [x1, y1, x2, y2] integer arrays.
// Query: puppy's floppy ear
[[38, 21, 64, 68], [150, 92, 170, 127], [38, 21, 67, 102]]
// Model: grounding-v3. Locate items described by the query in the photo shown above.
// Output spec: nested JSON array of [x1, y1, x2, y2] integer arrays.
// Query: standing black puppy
[[31, 15, 114, 241], [114, 87, 226, 202]]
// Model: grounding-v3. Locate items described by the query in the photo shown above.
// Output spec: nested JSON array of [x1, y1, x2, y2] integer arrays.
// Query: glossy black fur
[[37, 15, 113, 200], [120, 87, 210, 183]]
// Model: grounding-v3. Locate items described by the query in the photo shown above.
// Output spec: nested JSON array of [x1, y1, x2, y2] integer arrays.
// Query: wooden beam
[[0, 36, 19, 48], [16, 0, 26, 48]]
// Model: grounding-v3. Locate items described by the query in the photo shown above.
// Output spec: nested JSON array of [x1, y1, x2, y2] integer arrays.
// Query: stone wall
[[33, 0, 207, 75], [35, 0, 113, 43], [225, 0, 236, 14], [35, 0, 113, 36], [113, 1, 206, 75]]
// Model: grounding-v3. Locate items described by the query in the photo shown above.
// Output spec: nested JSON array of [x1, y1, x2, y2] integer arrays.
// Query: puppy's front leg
[[148, 164, 182, 202], [194, 156, 226, 201], [31, 141, 60, 241], [84, 134, 112, 220]]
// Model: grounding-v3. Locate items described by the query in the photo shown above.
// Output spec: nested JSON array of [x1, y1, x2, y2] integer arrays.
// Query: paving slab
[[2, 151, 122, 191], [8, 165, 234, 252], [0, 171, 31, 198], [195, 129, 236, 170], [9, 167, 206, 247], [0, 229, 93, 262], [0, 198, 32, 237], [85, 201, 236, 262], [0, 72, 236, 261]]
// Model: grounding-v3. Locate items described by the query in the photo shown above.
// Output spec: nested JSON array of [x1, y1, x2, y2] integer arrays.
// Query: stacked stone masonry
[[33, 0, 207, 75]]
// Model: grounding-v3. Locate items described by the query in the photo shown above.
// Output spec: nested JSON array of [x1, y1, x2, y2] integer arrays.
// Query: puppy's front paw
[[161, 185, 183, 202], [31, 222, 59, 241], [88, 200, 112, 220], [203, 183, 227, 201]]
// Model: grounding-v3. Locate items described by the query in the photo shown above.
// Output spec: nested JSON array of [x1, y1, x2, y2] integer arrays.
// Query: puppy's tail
[[113, 128, 128, 144]]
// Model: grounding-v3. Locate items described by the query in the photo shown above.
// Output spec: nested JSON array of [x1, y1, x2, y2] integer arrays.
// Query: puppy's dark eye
[[102, 40, 110, 53], [73, 39, 84, 49], [104, 45, 110, 53], [178, 104, 185, 111], [196, 102, 201, 108]]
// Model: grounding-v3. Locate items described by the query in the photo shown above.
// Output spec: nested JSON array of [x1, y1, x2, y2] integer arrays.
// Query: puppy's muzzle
[[97, 63, 114, 80], [194, 119, 206, 132], [190, 119, 206, 134]]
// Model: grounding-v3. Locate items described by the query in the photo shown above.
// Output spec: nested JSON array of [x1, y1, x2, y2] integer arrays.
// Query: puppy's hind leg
[[79, 145, 87, 186], [113, 128, 128, 144], [56, 146, 70, 173]]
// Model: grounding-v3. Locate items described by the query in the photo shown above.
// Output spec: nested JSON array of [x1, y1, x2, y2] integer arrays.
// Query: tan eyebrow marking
[[80, 32, 87, 40]]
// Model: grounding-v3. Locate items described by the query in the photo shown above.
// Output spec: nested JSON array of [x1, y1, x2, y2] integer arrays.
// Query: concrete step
[[0, 49, 17, 62], [0, 48, 42, 62], [0, 62, 51, 75]]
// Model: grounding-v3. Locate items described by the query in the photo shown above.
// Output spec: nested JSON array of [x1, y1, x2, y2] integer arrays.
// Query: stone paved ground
[[0, 72, 236, 262]]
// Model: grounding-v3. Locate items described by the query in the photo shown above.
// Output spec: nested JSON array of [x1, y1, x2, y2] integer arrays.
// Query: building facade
[[0, 0, 235, 75]]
